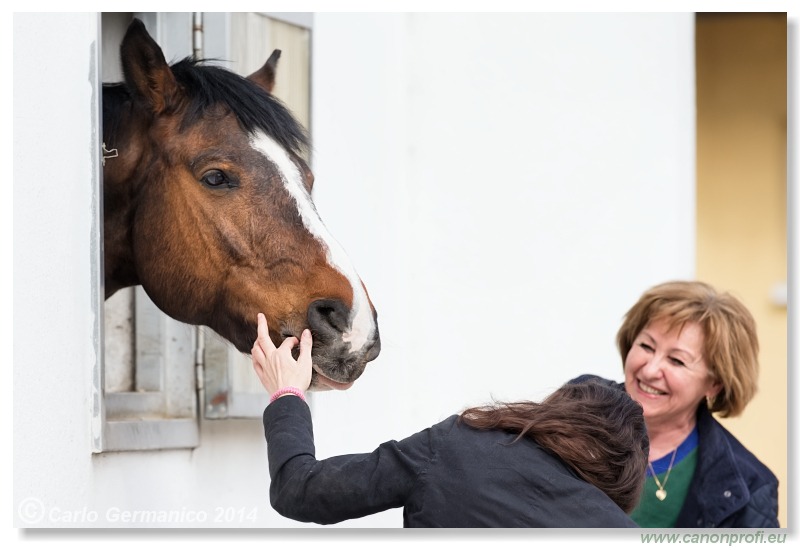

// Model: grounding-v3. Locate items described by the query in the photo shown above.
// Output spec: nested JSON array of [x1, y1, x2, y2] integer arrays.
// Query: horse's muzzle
[[306, 298, 380, 390]]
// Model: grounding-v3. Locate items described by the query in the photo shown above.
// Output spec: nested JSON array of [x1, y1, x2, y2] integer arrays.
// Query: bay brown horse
[[103, 19, 380, 390]]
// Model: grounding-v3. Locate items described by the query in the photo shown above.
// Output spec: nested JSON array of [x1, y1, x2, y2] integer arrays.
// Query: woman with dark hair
[[573, 280, 779, 528], [251, 313, 649, 527]]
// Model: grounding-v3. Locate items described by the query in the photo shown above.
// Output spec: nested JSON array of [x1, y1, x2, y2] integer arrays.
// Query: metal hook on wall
[[102, 142, 118, 166]]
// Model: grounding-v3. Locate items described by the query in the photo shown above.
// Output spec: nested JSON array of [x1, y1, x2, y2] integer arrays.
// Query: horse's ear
[[120, 18, 180, 114], [247, 49, 281, 94]]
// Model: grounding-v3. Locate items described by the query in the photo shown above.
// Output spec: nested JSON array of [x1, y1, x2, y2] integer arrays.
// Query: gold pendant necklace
[[647, 447, 678, 501]]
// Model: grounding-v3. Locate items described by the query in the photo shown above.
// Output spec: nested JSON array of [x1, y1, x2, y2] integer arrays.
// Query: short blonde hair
[[616, 281, 759, 418]]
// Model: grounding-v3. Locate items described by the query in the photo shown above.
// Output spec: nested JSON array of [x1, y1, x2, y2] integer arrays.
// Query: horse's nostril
[[307, 299, 350, 337]]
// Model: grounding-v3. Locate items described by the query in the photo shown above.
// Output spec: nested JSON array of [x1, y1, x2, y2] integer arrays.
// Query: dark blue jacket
[[263, 395, 638, 527], [570, 375, 779, 528]]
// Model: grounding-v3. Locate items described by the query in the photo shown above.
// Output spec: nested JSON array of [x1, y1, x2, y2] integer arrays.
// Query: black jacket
[[264, 396, 638, 527], [570, 375, 779, 528]]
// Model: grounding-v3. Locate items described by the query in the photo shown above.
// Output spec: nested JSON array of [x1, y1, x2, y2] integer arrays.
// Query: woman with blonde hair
[[574, 280, 778, 527]]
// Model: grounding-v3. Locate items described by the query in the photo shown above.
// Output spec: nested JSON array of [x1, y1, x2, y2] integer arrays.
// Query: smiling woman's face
[[624, 318, 721, 431]]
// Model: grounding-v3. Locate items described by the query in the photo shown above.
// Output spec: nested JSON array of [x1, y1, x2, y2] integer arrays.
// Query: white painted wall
[[308, 12, 696, 527], [13, 12, 695, 529]]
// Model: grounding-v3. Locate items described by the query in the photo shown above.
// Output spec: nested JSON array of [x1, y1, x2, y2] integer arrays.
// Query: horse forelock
[[169, 58, 310, 156], [103, 59, 310, 158]]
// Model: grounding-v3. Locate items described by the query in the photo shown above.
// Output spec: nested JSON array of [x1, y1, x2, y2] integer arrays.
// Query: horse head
[[103, 19, 380, 390]]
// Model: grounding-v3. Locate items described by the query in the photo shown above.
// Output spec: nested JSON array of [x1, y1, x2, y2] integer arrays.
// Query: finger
[[257, 313, 276, 351], [278, 335, 300, 352], [251, 340, 267, 374], [299, 328, 313, 364]]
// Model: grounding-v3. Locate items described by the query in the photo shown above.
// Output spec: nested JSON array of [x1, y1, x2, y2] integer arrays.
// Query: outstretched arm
[[251, 313, 433, 525], [263, 396, 434, 524]]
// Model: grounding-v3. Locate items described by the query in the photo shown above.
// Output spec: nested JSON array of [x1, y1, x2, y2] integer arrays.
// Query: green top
[[631, 427, 699, 528]]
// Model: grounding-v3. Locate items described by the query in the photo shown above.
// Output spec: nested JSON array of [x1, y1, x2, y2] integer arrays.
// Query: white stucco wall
[[12, 12, 695, 529]]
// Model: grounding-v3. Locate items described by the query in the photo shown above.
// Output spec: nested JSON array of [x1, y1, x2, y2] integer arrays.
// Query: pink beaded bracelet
[[269, 386, 306, 403]]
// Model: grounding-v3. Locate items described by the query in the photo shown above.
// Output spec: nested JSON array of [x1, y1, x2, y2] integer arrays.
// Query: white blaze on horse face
[[249, 131, 376, 353]]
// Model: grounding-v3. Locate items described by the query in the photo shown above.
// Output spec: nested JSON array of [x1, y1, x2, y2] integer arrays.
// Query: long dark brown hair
[[459, 382, 649, 513]]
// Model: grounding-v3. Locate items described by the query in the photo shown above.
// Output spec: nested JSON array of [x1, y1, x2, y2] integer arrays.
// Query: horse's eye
[[200, 169, 232, 188]]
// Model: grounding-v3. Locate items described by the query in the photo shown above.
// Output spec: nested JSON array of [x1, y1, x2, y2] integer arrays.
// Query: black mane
[[103, 57, 309, 155]]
